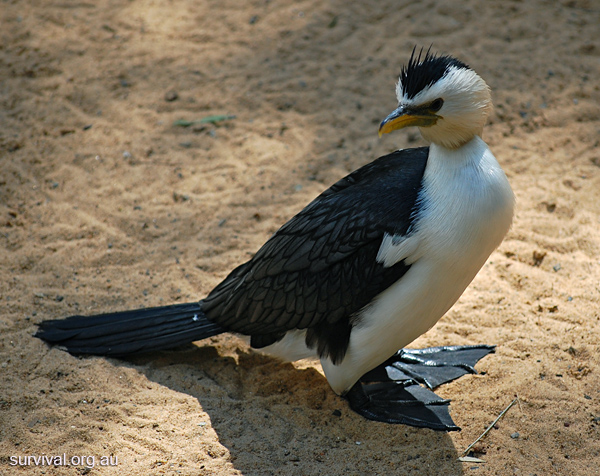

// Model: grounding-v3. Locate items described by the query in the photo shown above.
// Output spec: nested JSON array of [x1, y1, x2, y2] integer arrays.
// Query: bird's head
[[379, 49, 492, 149]]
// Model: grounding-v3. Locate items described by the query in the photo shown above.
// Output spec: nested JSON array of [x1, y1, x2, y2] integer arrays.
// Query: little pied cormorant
[[35, 50, 514, 431]]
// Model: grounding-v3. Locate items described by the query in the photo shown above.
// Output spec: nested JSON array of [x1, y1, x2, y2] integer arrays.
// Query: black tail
[[34, 301, 226, 356]]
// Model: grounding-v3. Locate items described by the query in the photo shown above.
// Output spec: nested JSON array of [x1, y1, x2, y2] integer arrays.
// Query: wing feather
[[202, 147, 428, 362]]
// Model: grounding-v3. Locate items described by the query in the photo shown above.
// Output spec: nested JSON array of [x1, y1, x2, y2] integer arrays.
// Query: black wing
[[202, 147, 428, 364]]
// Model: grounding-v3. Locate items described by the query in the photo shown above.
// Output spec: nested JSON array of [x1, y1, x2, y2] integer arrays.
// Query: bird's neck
[[428, 135, 488, 168], [420, 125, 484, 150]]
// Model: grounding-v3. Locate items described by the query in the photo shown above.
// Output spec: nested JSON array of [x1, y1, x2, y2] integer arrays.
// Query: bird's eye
[[430, 98, 444, 112]]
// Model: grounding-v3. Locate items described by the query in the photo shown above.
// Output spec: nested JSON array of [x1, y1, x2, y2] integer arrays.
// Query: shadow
[[116, 343, 465, 475]]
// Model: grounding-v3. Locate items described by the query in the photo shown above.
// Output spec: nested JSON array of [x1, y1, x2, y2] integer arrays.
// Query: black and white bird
[[36, 50, 514, 431]]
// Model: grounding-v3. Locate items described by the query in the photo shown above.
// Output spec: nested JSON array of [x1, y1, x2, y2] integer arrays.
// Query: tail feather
[[35, 302, 225, 356]]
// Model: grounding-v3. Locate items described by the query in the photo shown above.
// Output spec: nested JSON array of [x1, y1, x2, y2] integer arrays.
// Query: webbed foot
[[344, 345, 495, 431]]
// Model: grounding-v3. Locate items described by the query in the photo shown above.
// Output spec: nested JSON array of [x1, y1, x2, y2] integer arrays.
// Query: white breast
[[322, 136, 515, 394]]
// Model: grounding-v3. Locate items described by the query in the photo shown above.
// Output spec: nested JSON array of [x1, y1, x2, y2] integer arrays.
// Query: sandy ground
[[1, 0, 600, 475]]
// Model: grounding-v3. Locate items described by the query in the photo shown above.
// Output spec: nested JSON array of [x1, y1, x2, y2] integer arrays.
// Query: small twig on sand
[[460, 397, 520, 458]]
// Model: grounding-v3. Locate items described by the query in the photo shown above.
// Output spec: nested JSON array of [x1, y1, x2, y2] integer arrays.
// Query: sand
[[1, 1, 600, 475]]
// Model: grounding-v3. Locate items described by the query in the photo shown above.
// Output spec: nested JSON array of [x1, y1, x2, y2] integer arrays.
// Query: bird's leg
[[344, 345, 495, 431]]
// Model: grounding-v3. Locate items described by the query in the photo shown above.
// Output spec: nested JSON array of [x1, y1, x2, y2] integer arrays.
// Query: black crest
[[399, 47, 469, 99]]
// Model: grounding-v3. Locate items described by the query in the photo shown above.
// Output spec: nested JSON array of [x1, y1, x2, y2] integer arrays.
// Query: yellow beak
[[378, 106, 439, 137]]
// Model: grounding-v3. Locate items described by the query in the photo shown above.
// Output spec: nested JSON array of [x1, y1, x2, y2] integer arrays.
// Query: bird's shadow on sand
[[120, 343, 466, 475]]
